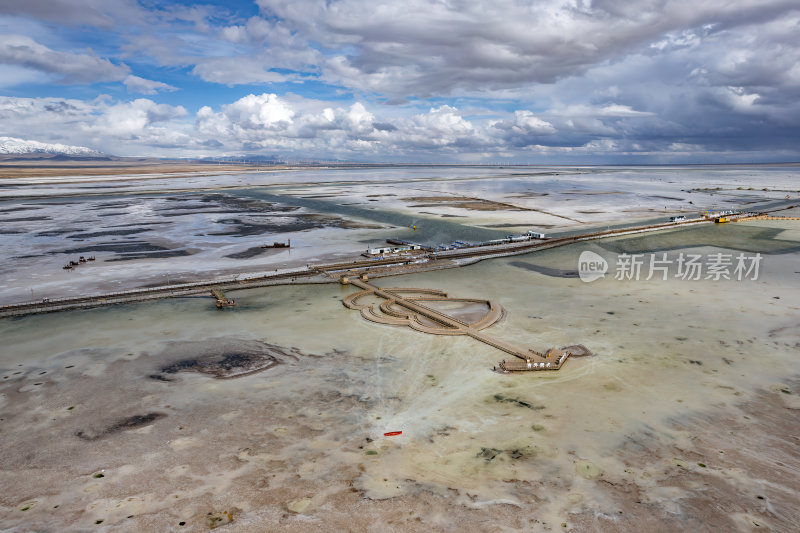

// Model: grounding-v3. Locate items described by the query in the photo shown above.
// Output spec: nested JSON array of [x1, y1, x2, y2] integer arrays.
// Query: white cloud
[[396, 106, 479, 148], [220, 25, 248, 44], [0, 96, 190, 156], [552, 104, 655, 118], [205, 93, 294, 131], [123, 75, 177, 95], [493, 110, 556, 136], [92, 99, 187, 138], [0, 34, 129, 84], [191, 57, 288, 85]]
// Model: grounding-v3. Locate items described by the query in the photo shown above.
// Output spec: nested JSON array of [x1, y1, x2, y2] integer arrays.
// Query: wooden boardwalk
[[211, 288, 235, 308], [344, 278, 585, 372], [733, 215, 800, 222]]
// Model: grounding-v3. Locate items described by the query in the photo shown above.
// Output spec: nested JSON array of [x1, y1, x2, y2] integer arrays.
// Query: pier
[[342, 276, 589, 371], [211, 289, 235, 308], [732, 215, 800, 222], [2, 205, 796, 319]]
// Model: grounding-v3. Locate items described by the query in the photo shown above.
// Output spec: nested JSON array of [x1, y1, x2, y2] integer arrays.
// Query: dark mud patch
[[0, 206, 43, 213], [200, 193, 300, 213], [476, 446, 532, 463], [75, 412, 166, 441], [509, 191, 551, 197], [224, 246, 272, 259], [209, 214, 381, 237], [158, 209, 229, 217], [86, 202, 132, 211], [110, 221, 169, 228], [509, 261, 579, 278], [158, 353, 280, 379], [148, 339, 304, 380], [335, 219, 384, 229], [0, 216, 51, 222], [154, 193, 302, 218], [35, 228, 83, 237], [648, 195, 685, 201], [480, 223, 556, 229], [66, 228, 153, 239], [477, 447, 503, 462], [492, 393, 545, 410], [104, 249, 193, 262], [208, 217, 322, 237], [406, 196, 530, 212], [57, 241, 169, 255]]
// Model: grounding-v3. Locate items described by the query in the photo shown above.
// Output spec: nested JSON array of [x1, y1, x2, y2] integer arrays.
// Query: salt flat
[[1, 165, 799, 531]]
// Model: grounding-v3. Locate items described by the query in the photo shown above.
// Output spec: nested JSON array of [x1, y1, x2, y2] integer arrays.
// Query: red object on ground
[[383, 431, 402, 436]]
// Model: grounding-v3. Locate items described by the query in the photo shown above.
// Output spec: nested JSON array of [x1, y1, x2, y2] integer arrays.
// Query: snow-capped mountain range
[[0, 136, 103, 157]]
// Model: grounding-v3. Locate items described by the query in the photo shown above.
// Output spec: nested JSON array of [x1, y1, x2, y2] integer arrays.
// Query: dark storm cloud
[[255, 0, 800, 96], [1, 0, 799, 161]]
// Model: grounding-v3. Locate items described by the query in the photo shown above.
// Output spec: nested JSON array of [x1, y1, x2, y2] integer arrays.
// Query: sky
[[0, 0, 799, 163]]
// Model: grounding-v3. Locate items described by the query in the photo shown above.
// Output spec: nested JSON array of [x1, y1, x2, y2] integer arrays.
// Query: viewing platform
[[211, 288, 235, 308]]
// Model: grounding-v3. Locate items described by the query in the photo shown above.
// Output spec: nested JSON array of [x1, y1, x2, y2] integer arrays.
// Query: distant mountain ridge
[[0, 136, 103, 157]]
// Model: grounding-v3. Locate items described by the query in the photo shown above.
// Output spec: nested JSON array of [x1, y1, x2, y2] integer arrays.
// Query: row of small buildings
[[364, 230, 549, 257]]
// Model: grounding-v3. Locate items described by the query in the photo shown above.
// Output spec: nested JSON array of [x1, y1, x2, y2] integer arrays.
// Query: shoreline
[[0, 217, 717, 318]]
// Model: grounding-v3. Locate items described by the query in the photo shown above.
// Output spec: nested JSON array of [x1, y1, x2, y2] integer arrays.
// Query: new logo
[[578, 250, 608, 283]]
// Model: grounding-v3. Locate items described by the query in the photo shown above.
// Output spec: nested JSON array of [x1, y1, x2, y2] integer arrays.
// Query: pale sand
[[0, 161, 287, 180]]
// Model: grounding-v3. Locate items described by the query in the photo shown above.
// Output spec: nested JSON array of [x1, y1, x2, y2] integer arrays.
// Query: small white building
[[366, 244, 421, 256]]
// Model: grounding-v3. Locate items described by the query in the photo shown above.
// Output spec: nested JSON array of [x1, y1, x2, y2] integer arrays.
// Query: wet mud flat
[[564, 382, 800, 532], [1, 168, 800, 529], [0, 311, 796, 531], [2, 190, 389, 271], [0, 335, 339, 530], [404, 196, 530, 211], [2, 246, 799, 532], [3, 341, 797, 532]]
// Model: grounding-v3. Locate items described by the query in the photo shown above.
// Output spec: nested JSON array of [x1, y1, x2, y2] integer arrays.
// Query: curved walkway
[[342, 277, 582, 371]]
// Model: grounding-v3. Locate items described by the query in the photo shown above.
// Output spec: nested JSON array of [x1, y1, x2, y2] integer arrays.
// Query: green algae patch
[[19, 501, 38, 511], [576, 460, 603, 479]]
